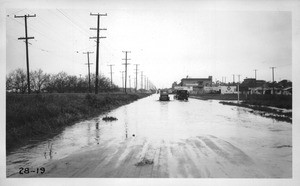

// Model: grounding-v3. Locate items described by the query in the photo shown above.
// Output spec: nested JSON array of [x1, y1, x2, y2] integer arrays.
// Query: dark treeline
[[6, 68, 119, 93]]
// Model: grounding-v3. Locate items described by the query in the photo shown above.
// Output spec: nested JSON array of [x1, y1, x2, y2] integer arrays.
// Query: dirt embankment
[[6, 93, 150, 153]]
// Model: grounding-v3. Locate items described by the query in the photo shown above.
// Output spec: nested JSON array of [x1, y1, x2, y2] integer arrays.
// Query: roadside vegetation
[[6, 93, 150, 153]]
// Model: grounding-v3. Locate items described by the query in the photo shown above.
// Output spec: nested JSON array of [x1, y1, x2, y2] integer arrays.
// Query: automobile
[[174, 90, 189, 100], [159, 91, 170, 101]]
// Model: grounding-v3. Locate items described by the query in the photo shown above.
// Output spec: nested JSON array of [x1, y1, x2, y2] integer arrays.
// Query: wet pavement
[[7, 94, 292, 178]]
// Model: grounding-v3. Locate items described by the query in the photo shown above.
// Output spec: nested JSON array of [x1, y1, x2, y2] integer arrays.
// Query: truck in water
[[159, 91, 170, 101], [174, 90, 189, 101]]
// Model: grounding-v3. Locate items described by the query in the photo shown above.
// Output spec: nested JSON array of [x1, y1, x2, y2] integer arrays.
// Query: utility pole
[[254, 69, 257, 79], [120, 71, 124, 91], [15, 14, 36, 94], [237, 75, 241, 104], [141, 71, 143, 90], [144, 75, 147, 90], [233, 74, 235, 84], [270, 67, 276, 94], [90, 13, 107, 94], [147, 78, 149, 90], [83, 51, 94, 93], [122, 51, 131, 94], [129, 75, 131, 92], [107, 64, 114, 86], [134, 64, 139, 92]]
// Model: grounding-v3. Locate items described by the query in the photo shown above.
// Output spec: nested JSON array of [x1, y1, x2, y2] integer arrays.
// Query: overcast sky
[[5, 1, 292, 88]]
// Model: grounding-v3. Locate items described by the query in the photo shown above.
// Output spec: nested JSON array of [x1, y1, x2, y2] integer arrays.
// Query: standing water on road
[[7, 94, 292, 178]]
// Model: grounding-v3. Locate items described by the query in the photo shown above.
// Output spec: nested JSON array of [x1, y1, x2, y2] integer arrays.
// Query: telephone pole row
[[83, 51, 94, 93], [90, 13, 107, 94], [14, 14, 36, 94]]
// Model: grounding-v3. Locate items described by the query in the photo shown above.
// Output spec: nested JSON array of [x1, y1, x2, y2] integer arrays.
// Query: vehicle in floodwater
[[159, 91, 170, 101], [174, 90, 189, 101]]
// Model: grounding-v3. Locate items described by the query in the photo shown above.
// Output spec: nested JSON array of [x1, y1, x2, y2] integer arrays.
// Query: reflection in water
[[44, 141, 53, 159], [87, 122, 91, 145], [124, 106, 129, 139], [125, 122, 128, 139], [95, 119, 100, 145]]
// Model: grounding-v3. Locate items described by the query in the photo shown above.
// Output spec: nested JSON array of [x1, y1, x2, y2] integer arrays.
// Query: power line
[[56, 9, 90, 37]]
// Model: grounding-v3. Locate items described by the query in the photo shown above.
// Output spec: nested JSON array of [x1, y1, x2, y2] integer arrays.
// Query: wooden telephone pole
[[107, 64, 114, 87], [15, 14, 36, 94], [90, 13, 107, 94], [134, 64, 139, 92], [122, 51, 131, 94], [83, 51, 94, 93]]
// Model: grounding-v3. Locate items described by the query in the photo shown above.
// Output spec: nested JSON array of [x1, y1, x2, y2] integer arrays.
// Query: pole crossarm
[[90, 13, 107, 16], [14, 14, 36, 18], [18, 37, 34, 40], [90, 28, 107, 31], [89, 36, 106, 39]]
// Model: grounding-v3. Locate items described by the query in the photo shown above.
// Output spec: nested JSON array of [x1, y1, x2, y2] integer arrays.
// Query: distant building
[[180, 76, 212, 94], [242, 78, 266, 88]]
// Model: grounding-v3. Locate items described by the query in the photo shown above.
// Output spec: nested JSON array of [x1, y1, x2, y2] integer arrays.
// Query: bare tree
[[30, 69, 50, 93], [6, 69, 28, 93]]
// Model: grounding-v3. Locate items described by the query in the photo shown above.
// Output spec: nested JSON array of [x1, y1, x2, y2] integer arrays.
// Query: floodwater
[[7, 94, 292, 178]]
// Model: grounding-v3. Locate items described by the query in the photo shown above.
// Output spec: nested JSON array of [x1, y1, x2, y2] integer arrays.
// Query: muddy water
[[6, 94, 292, 177]]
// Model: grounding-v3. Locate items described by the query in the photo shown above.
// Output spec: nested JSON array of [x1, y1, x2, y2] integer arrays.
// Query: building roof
[[181, 78, 212, 81]]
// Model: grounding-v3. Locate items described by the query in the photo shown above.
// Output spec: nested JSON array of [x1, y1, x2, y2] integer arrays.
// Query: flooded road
[[7, 94, 292, 178]]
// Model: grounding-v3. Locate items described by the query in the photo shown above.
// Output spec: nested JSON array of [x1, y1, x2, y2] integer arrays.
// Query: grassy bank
[[191, 93, 292, 123], [6, 93, 150, 153], [191, 94, 292, 109], [190, 94, 246, 100], [219, 101, 292, 123], [243, 94, 292, 109]]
